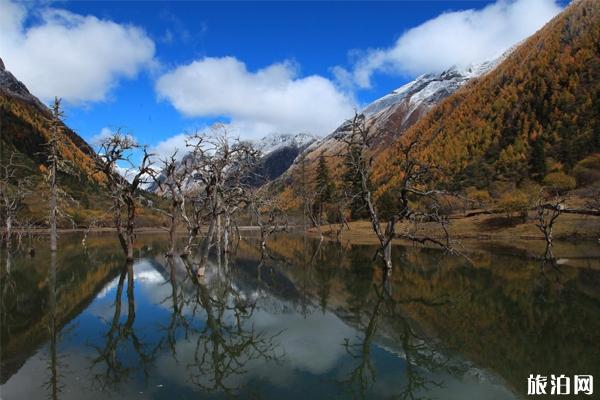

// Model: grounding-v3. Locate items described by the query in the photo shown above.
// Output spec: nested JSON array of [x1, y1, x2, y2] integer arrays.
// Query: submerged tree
[[535, 192, 565, 259], [95, 132, 155, 261], [340, 113, 457, 273], [154, 151, 188, 257], [249, 189, 287, 249], [47, 98, 63, 253], [0, 154, 29, 247], [183, 125, 260, 273]]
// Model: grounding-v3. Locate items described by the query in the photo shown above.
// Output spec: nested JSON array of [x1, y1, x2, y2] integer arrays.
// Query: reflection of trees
[[158, 257, 192, 361], [339, 277, 460, 400], [534, 243, 564, 300], [180, 254, 283, 396], [90, 262, 158, 390], [44, 251, 63, 400]]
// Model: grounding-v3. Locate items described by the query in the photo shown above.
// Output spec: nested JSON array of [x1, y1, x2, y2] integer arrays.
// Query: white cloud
[[150, 132, 191, 161], [89, 127, 116, 147], [155, 57, 355, 139], [0, 0, 156, 104], [340, 0, 562, 88]]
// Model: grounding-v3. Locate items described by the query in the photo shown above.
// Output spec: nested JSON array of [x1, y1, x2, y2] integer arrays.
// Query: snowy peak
[[148, 132, 318, 195], [361, 60, 498, 118], [0, 57, 50, 112], [254, 132, 318, 156]]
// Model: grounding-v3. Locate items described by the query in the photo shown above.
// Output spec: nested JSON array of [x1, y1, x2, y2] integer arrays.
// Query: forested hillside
[[0, 60, 163, 227], [374, 0, 600, 195]]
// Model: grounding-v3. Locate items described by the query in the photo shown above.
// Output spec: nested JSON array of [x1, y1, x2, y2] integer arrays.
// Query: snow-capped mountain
[[255, 132, 317, 157], [150, 56, 503, 195], [293, 58, 502, 168], [147, 132, 318, 195], [0, 57, 57, 114]]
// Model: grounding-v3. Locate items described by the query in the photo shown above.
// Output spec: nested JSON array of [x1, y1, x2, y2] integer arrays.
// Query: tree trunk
[[223, 213, 230, 254], [50, 158, 57, 252], [199, 217, 216, 268], [5, 214, 11, 248], [168, 211, 177, 257]]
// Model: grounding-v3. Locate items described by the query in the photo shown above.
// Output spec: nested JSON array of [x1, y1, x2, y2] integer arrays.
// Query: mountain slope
[[374, 0, 600, 193], [299, 61, 499, 167], [0, 58, 123, 225], [270, 58, 502, 206], [0, 57, 100, 182]]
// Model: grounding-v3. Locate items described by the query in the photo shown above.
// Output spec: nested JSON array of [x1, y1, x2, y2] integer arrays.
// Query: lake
[[1, 233, 599, 399]]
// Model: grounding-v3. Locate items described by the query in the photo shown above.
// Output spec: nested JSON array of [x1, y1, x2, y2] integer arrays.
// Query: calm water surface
[[1, 233, 599, 399]]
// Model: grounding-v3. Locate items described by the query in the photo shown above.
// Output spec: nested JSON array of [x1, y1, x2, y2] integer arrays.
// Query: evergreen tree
[[530, 136, 546, 180], [314, 154, 335, 223], [342, 145, 369, 219]]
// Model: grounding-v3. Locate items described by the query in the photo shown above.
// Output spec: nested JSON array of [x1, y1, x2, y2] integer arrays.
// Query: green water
[[1, 233, 599, 399]]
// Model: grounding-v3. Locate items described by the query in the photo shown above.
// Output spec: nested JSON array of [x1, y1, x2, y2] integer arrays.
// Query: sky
[[0, 0, 567, 161]]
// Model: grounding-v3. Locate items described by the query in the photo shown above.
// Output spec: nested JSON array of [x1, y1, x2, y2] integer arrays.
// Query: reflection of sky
[[1, 256, 517, 400]]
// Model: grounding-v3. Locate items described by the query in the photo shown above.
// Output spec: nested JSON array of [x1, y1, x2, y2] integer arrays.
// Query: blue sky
[[0, 0, 566, 159]]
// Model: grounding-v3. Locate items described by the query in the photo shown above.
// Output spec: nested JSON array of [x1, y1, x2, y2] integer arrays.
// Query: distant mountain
[[253, 132, 317, 183], [148, 132, 317, 195], [373, 0, 600, 192], [272, 56, 502, 196]]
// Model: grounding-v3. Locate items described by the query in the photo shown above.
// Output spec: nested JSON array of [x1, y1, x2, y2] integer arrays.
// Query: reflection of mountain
[[0, 237, 168, 384], [257, 235, 600, 398], [4, 234, 599, 399]]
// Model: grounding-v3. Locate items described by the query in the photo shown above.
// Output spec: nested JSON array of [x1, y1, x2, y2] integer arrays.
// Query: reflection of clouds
[[90, 259, 172, 320], [155, 301, 355, 392], [4, 253, 519, 399], [253, 309, 353, 375]]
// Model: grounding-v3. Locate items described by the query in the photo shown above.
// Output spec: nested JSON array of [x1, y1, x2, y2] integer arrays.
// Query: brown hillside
[[374, 0, 600, 193]]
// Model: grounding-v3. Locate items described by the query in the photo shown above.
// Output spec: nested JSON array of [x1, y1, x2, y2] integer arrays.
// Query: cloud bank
[[0, 0, 155, 104], [338, 0, 562, 88], [155, 57, 355, 139]]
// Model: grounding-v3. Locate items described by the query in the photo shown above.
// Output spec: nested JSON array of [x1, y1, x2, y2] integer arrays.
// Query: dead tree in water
[[249, 190, 288, 249], [0, 154, 29, 247], [184, 125, 259, 272], [48, 98, 63, 252], [95, 132, 154, 261], [341, 113, 456, 273], [535, 193, 565, 259], [154, 151, 187, 257]]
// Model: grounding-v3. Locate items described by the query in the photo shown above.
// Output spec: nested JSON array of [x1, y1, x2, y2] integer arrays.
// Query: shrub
[[573, 154, 600, 187], [466, 188, 492, 208], [498, 190, 530, 222], [542, 172, 576, 193]]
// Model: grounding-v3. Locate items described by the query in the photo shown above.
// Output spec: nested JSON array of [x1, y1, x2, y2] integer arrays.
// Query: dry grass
[[313, 211, 600, 249]]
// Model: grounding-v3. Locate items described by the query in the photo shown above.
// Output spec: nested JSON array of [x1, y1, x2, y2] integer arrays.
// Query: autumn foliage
[[374, 0, 600, 194]]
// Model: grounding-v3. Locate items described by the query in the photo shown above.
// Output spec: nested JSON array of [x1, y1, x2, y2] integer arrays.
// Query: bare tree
[[249, 189, 288, 249], [94, 132, 155, 261], [340, 113, 456, 273], [184, 125, 260, 273], [154, 151, 187, 257], [535, 192, 565, 258], [47, 98, 63, 252], [0, 154, 29, 247]]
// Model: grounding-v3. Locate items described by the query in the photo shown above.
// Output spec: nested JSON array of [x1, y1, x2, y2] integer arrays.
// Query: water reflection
[[90, 261, 158, 390], [45, 251, 62, 400], [0, 233, 599, 399]]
